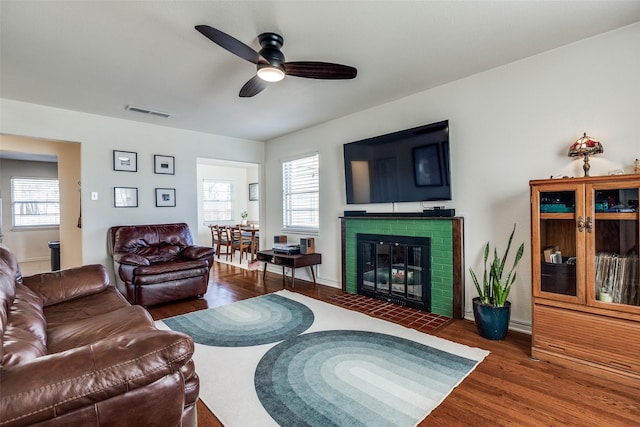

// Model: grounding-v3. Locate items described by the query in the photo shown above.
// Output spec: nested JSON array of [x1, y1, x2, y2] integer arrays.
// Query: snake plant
[[470, 224, 524, 307]]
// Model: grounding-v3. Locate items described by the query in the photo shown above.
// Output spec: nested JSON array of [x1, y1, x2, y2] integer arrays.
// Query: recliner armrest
[[22, 264, 110, 306], [181, 245, 215, 260], [0, 330, 194, 426], [113, 252, 151, 266]]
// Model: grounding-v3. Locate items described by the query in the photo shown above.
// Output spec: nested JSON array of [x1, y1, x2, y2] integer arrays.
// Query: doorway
[[195, 157, 260, 258], [0, 134, 82, 272]]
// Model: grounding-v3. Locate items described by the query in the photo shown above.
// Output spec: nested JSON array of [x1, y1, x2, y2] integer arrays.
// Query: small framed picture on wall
[[249, 182, 259, 201], [113, 150, 137, 172], [114, 187, 138, 207], [155, 188, 176, 207], [154, 155, 175, 175]]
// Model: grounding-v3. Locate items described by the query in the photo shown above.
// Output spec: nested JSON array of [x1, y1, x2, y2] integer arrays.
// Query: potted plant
[[240, 211, 248, 225], [469, 224, 524, 340]]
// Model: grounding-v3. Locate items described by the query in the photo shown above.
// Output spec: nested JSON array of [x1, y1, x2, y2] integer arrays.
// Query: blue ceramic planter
[[472, 297, 511, 340]]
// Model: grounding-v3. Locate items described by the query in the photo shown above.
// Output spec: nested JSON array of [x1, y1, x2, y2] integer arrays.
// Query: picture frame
[[114, 187, 138, 207], [113, 150, 137, 172], [249, 182, 259, 201], [413, 143, 443, 187], [154, 155, 175, 175], [155, 188, 176, 207]]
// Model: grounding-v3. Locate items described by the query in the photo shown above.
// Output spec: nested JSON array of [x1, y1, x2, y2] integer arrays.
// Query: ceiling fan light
[[257, 66, 285, 82]]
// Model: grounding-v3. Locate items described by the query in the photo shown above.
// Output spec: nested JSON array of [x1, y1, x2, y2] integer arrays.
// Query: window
[[282, 153, 319, 232], [11, 177, 60, 227], [203, 180, 233, 221]]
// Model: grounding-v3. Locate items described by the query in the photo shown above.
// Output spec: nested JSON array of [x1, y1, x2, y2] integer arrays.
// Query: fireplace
[[357, 233, 431, 311], [340, 215, 464, 319]]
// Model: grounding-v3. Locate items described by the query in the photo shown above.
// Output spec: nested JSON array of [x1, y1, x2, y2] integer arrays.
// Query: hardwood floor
[[148, 262, 640, 426]]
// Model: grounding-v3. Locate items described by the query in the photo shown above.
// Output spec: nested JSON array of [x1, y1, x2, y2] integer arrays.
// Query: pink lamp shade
[[568, 132, 603, 177]]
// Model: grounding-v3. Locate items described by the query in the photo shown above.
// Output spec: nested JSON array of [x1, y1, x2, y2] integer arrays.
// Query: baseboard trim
[[17, 256, 50, 263]]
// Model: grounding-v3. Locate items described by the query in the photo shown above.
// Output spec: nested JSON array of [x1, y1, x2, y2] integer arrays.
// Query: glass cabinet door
[[532, 184, 585, 303], [587, 183, 640, 313]]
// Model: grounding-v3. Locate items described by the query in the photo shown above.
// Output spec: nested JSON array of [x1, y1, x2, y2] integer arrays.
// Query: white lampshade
[[257, 66, 285, 82]]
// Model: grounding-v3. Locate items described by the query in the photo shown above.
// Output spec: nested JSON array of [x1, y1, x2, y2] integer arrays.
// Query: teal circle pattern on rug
[[162, 294, 314, 347], [255, 330, 478, 427]]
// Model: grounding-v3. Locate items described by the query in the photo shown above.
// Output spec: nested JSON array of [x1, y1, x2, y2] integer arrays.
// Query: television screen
[[343, 120, 450, 204]]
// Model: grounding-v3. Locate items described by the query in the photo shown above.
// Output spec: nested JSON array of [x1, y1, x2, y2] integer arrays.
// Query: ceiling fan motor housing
[[258, 33, 285, 70]]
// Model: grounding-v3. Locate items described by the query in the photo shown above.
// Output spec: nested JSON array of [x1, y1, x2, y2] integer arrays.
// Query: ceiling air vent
[[125, 105, 171, 118]]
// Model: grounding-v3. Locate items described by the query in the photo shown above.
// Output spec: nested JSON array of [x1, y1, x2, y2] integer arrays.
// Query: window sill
[[11, 226, 60, 232]]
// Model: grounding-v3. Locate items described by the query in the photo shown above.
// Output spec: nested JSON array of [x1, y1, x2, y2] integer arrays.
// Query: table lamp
[[568, 132, 603, 177]]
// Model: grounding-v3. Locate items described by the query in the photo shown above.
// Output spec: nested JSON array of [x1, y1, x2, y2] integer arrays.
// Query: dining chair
[[211, 225, 232, 260], [231, 227, 252, 262]]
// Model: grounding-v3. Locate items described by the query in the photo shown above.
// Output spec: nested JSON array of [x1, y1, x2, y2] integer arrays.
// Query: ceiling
[[2, 1, 639, 142]]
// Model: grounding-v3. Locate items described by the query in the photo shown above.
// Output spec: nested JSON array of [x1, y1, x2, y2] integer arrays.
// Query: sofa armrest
[[22, 264, 110, 306], [181, 245, 215, 260], [0, 330, 194, 427], [113, 252, 151, 266]]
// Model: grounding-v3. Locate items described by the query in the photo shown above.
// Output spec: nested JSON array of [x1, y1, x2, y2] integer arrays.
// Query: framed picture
[[155, 188, 176, 207], [114, 187, 138, 207], [249, 182, 259, 201], [413, 143, 443, 187], [113, 150, 137, 172], [154, 155, 175, 175]]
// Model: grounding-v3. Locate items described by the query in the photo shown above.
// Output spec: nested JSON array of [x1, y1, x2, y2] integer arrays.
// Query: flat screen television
[[343, 120, 450, 204]]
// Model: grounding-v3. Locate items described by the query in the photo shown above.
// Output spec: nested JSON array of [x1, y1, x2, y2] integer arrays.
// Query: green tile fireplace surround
[[340, 216, 464, 319]]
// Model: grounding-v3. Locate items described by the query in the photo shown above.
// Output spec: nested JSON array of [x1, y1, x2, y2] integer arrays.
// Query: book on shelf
[[595, 253, 639, 306], [544, 246, 562, 264]]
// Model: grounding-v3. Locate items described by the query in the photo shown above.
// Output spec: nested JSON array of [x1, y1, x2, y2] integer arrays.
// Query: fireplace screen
[[357, 233, 431, 311]]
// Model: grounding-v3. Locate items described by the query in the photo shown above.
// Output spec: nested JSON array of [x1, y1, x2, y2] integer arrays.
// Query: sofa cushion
[[47, 305, 155, 354], [134, 259, 209, 276], [1, 280, 47, 368], [3, 286, 47, 368], [1, 325, 47, 367], [0, 247, 19, 338], [10, 285, 46, 343], [44, 286, 130, 328], [111, 224, 193, 255], [137, 246, 182, 263]]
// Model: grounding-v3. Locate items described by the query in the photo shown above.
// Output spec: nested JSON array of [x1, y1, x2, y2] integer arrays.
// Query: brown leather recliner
[[0, 246, 199, 426], [108, 223, 215, 306]]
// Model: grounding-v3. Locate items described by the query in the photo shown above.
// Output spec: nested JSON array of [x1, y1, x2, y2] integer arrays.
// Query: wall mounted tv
[[343, 120, 450, 204]]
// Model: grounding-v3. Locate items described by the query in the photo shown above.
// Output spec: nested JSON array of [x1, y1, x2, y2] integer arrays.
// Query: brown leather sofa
[[108, 223, 215, 306], [0, 246, 199, 426]]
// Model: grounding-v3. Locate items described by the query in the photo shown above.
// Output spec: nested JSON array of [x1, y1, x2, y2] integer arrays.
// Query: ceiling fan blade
[[239, 75, 267, 97], [195, 25, 266, 64], [284, 62, 357, 80]]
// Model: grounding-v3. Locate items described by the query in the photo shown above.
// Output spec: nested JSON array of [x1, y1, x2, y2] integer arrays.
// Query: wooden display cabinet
[[530, 174, 640, 384]]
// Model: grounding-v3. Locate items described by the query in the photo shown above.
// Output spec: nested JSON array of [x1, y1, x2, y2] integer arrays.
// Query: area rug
[[157, 291, 488, 427], [215, 257, 261, 270]]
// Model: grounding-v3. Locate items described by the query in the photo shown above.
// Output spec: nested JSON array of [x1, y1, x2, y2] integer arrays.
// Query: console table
[[256, 250, 322, 287]]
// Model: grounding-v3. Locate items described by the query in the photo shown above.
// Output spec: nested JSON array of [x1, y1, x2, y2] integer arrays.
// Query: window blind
[[282, 153, 319, 232], [203, 180, 233, 221], [11, 177, 60, 227]]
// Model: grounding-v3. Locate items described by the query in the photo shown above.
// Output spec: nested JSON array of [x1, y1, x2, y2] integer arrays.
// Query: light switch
[[91, 192, 98, 201]]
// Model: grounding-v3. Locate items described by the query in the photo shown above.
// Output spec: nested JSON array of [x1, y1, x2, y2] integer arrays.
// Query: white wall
[[0, 100, 265, 283], [264, 23, 640, 330]]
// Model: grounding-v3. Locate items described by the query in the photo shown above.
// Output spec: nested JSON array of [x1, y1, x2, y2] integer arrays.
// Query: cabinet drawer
[[533, 304, 640, 374]]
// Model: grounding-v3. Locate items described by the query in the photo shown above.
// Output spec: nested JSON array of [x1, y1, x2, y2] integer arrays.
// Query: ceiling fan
[[195, 25, 357, 97]]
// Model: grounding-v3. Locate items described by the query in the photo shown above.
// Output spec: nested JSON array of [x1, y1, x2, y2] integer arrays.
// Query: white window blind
[[11, 177, 60, 227], [203, 180, 233, 221], [282, 153, 319, 232]]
